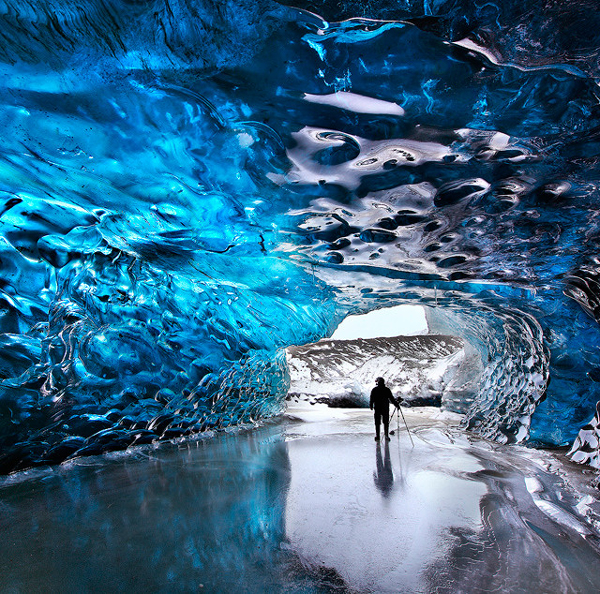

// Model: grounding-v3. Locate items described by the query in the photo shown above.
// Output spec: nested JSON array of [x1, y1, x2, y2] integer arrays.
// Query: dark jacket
[[370, 385, 397, 412]]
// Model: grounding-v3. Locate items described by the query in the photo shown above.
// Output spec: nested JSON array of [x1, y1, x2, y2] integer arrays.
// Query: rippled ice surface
[[1, 405, 599, 593]]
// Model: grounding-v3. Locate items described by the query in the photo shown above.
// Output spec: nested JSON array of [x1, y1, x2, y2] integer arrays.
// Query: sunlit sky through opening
[[331, 305, 428, 340]]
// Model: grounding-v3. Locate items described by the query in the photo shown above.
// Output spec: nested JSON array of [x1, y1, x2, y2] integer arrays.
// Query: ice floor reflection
[[284, 405, 600, 593], [0, 429, 304, 593], [1, 406, 600, 593]]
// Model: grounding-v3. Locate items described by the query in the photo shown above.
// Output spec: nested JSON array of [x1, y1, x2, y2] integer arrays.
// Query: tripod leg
[[399, 406, 415, 447]]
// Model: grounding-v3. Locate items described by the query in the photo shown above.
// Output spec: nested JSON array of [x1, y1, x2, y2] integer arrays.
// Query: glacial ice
[[1, 0, 600, 471]]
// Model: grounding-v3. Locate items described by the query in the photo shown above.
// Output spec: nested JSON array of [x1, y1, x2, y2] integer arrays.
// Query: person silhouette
[[369, 377, 399, 441], [373, 440, 394, 498]]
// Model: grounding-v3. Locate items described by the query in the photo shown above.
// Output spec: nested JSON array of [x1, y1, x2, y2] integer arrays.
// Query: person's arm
[[370, 389, 374, 410]]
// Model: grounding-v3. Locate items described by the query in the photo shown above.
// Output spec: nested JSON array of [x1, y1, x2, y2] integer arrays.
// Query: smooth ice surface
[[2, 0, 600, 468], [1, 406, 600, 593]]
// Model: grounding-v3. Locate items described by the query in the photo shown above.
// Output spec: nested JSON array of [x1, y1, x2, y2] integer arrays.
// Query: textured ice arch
[[1, 0, 600, 471]]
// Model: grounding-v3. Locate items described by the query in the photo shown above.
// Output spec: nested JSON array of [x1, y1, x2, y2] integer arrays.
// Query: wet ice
[[1, 405, 599, 592]]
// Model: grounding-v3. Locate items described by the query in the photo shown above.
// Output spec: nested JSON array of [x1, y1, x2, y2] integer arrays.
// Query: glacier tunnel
[[1, 0, 600, 474]]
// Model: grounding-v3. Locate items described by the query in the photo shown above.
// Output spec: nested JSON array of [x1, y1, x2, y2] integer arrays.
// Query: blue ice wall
[[424, 288, 600, 446], [1, 0, 600, 470]]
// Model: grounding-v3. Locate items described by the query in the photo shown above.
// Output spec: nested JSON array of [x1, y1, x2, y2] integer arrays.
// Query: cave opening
[[287, 303, 477, 411]]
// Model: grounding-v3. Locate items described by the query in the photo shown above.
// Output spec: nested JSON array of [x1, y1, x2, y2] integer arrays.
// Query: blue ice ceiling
[[1, 0, 600, 472]]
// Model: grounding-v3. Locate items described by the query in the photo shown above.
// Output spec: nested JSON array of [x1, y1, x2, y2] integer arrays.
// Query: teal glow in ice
[[1, 0, 600, 471]]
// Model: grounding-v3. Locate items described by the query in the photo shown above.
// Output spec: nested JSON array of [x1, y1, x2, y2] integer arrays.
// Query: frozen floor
[[1, 404, 600, 593]]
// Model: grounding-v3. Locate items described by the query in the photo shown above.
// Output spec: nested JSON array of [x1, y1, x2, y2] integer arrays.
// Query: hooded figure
[[369, 377, 399, 441]]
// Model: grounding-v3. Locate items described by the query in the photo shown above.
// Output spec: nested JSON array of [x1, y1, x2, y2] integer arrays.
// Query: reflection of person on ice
[[370, 377, 399, 441]]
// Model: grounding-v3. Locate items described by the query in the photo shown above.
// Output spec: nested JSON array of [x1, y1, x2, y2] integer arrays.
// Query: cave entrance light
[[330, 305, 428, 340]]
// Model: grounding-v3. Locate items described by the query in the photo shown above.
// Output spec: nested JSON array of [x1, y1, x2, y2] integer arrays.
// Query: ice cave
[[2, 0, 600, 591], [1, 0, 599, 470]]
